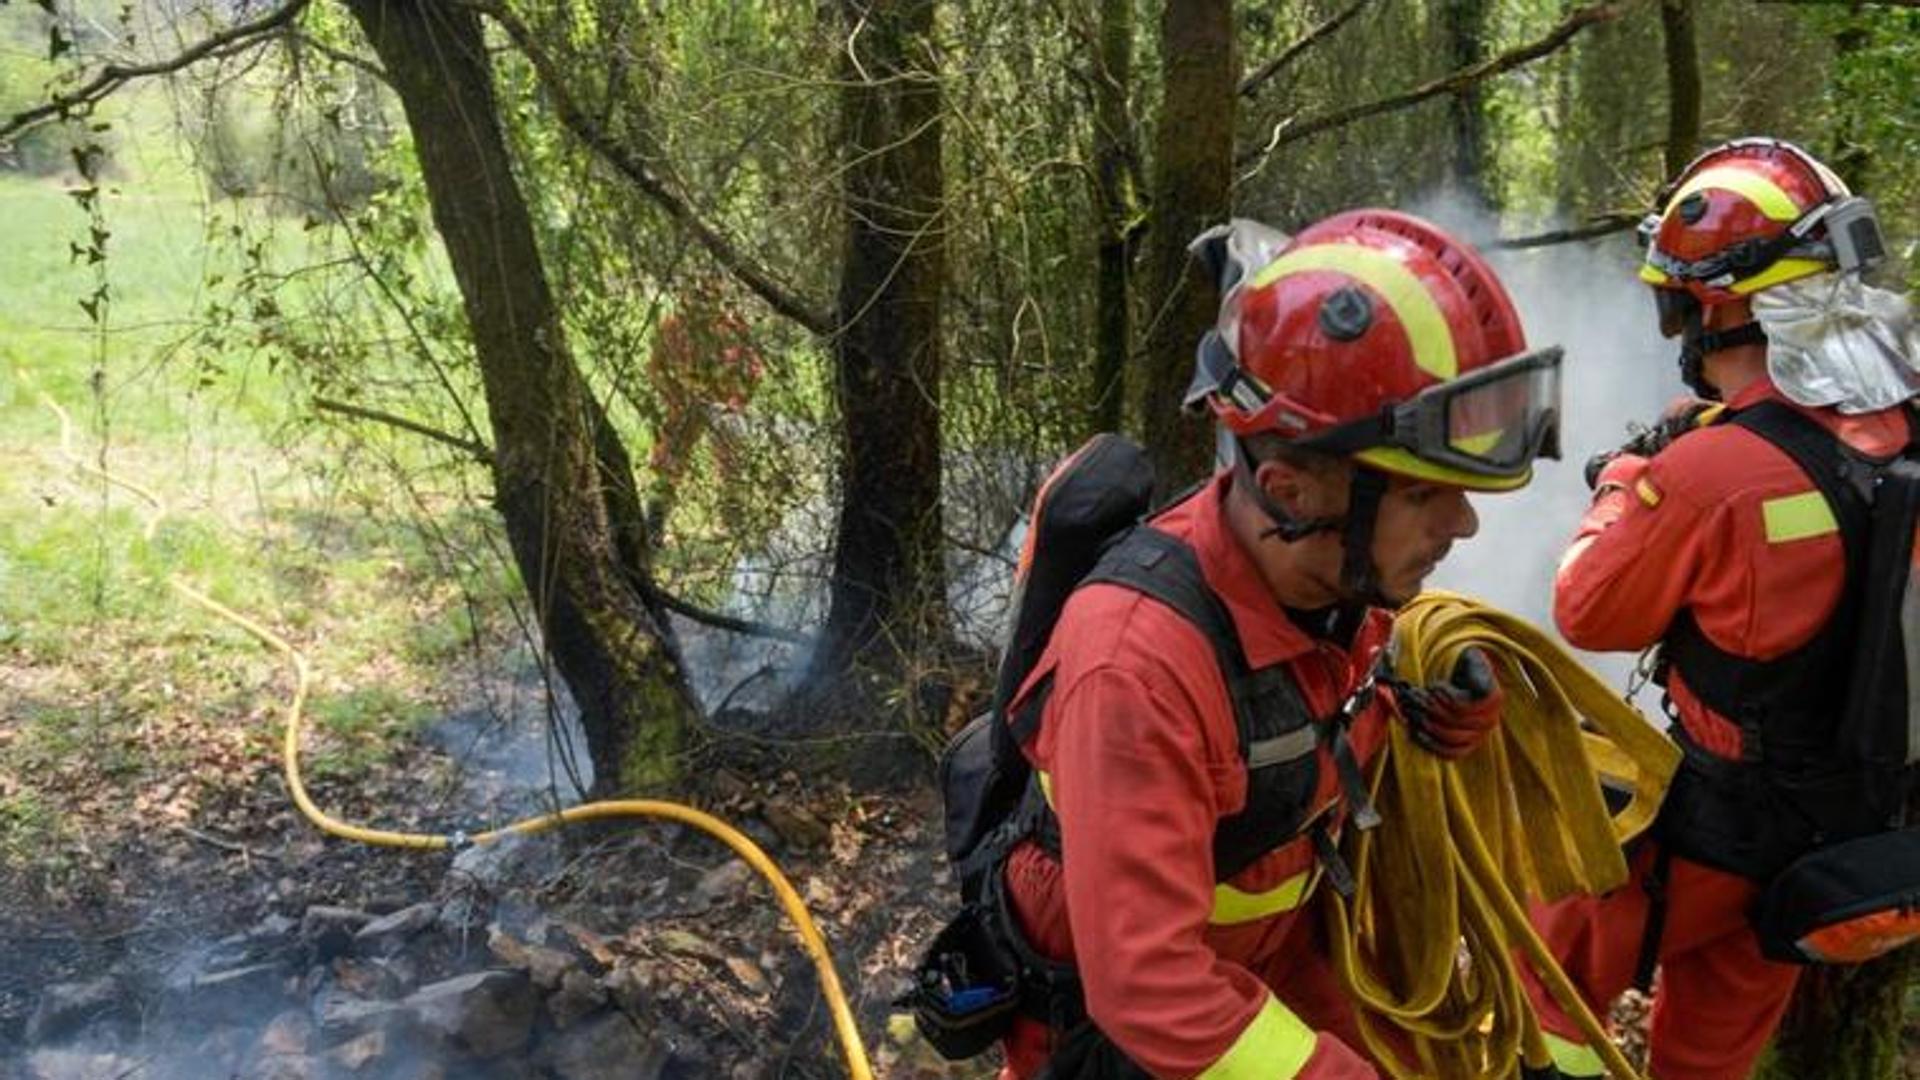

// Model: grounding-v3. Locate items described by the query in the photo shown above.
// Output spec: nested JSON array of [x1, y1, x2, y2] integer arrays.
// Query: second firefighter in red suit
[[1523, 138, 1910, 1080]]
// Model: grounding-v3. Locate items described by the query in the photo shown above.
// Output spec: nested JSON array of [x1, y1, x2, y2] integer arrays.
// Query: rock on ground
[[534, 1010, 672, 1080], [402, 969, 536, 1060], [23, 977, 127, 1046]]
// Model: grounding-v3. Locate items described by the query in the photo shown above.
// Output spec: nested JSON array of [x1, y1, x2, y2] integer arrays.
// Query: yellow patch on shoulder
[[1762, 491, 1837, 543], [1635, 477, 1663, 507]]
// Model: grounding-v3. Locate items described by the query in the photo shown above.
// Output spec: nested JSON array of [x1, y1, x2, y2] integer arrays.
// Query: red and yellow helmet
[[1639, 138, 1881, 313], [1189, 209, 1561, 492]]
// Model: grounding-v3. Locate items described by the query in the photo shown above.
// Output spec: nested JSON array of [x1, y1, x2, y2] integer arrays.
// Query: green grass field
[[0, 110, 519, 884]]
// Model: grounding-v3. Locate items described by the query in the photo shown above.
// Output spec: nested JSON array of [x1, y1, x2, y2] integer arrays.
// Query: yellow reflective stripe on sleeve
[[1210, 869, 1315, 925], [1248, 243, 1458, 381], [1197, 995, 1318, 1080], [1762, 491, 1838, 543], [1636, 478, 1663, 507], [1036, 770, 1055, 808], [1544, 1032, 1607, 1078], [1668, 165, 1802, 222], [1639, 263, 1672, 286]]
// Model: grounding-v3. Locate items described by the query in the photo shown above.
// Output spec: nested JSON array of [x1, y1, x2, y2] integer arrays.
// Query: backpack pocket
[[1754, 827, 1920, 964]]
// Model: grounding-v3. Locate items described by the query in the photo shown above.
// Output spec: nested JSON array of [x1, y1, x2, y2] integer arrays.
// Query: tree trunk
[[1089, 0, 1136, 436], [1659, 0, 1700, 178], [346, 0, 698, 793], [1139, 0, 1234, 494], [1439, 0, 1494, 207], [1754, 949, 1915, 1079], [1829, 0, 1872, 193], [812, 0, 949, 683]]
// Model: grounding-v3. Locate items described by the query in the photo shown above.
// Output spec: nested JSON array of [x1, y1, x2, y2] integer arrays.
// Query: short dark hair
[[1240, 432, 1344, 478]]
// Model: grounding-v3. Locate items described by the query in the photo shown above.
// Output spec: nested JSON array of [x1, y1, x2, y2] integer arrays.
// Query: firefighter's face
[[1369, 477, 1479, 605], [1252, 461, 1478, 607]]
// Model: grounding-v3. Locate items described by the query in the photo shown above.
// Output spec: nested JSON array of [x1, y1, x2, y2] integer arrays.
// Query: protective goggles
[[1193, 338, 1564, 483]]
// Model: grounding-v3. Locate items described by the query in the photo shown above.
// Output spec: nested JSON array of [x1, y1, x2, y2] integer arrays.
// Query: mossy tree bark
[[811, 0, 950, 685], [1089, 0, 1137, 436], [1438, 0, 1494, 207], [1754, 948, 1915, 1080], [1138, 0, 1234, 497], [346, 0, 698, 792], [1660, 0, 1701, 178]]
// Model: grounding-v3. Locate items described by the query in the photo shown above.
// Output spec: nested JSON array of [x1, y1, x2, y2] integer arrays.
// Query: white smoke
[[1417, 192, 1683, 692]]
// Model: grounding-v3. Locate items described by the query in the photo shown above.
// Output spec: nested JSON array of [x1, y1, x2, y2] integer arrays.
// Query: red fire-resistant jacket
[[1556, 377, 1910, 759], [997, 472, 1389, 1079]]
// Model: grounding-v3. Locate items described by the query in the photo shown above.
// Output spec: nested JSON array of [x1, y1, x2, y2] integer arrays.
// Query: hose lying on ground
[[1328, 590, 1682, 1080], [169, 578, 876, 1080]]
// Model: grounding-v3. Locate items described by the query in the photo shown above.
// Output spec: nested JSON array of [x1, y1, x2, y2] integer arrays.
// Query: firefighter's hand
[[1400, 647, 1503, 759], [1659, 394, 1716, 423]]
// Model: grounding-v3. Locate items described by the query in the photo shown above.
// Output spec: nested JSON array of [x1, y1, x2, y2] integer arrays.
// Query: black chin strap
[[1678, 306, 1768, 400], [1234, 439, 1389, 620], [1337, 467, 1390, 615]]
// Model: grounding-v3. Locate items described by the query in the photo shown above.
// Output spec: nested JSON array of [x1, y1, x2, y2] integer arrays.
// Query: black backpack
[[905, 434, 1371, 1060]]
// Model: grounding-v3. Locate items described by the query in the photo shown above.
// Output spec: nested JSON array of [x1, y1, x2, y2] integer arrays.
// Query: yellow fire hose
[[169, 579, 876, 1080], [28, 372, 168, 541], [1329, 591, 1682, 1079]]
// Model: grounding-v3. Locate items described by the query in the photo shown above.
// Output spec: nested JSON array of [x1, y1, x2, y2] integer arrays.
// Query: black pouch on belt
[[1753, 825, 1920, 964], [900, 903, 1022, 1059]]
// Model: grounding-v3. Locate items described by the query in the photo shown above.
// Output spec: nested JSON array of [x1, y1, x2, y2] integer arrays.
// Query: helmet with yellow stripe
[[1189, 209, 1562, 493], [1640, 138, 1884, 311]]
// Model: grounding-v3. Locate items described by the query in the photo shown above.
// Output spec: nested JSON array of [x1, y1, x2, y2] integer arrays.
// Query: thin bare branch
[[292, 32, 390, 86], [470, 0, 835, 337], [638, 582, 810, 645], [312, 393, 802, 644], [1239, 0, 1372, 100], [1494, 212, 1641, 250], [312, 395, 494, 464], [1239, 1, 1629, 169], [0, 0, 312, 146]]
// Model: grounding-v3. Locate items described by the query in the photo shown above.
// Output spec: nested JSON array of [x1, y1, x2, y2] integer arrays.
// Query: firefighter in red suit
[[995, 211, 1566, 1078], [1523, 139, 1909, 1080]]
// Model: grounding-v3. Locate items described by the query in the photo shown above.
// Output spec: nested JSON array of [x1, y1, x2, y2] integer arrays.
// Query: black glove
[[1583, 400, 1717, 490]]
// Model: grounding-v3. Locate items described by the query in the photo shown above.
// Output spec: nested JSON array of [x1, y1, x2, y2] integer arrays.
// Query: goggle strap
[[1292, 410, 1395, 457]]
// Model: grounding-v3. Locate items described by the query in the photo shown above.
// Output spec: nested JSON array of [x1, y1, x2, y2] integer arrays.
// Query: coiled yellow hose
[[1329, 590, 1682, 1080]]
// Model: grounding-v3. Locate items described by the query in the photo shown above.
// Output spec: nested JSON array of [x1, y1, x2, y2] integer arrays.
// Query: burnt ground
[[0, 702, 993, 1079]]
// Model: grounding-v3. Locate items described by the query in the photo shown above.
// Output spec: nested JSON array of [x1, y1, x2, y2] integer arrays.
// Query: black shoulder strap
[[1082, 525, 1249, 680], [1080, 525, 1322, 763]]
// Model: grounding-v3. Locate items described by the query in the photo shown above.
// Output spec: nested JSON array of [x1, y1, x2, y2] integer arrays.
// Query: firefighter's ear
[[1254, 456, 1342, 520]]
